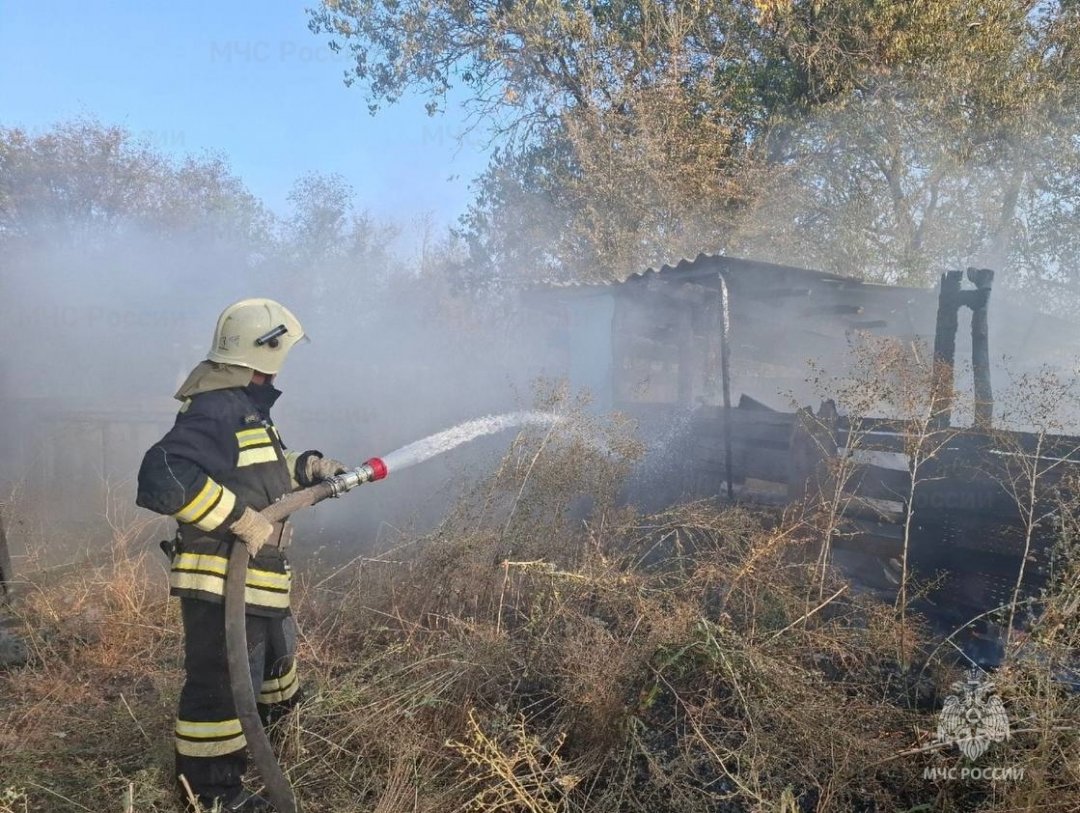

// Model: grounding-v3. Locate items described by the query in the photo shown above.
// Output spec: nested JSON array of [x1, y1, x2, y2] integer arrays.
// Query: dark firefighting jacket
[[137, 377, 319, 618]]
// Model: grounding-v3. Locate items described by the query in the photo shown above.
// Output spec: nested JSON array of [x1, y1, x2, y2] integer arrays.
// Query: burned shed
[[538, 254, 1080, 641]]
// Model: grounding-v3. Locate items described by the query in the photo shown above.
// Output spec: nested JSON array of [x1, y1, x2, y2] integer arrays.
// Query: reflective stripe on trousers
[[174, 598, 300, 804]]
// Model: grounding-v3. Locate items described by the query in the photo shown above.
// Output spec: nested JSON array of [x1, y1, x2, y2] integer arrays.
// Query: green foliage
[[0, 118, 272, 250], [312, 0, 1080, 287], [0, 119, 425, 312], [742, 1, 1080, 285]]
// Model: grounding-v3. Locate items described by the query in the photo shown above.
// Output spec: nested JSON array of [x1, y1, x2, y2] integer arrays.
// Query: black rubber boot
[[183, 788, 274, 813], [223, 789, 275, 812]]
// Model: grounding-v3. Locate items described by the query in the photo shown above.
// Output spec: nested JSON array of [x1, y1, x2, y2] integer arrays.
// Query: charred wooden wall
[[644, 396, 1078, 623], [610, 255, 937, 412]]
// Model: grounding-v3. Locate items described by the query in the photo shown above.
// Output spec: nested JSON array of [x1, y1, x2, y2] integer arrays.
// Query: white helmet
[[206, 298, 306, 374]]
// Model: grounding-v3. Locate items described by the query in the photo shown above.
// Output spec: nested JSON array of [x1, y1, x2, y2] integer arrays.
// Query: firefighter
[[137, 299, 347, 812]]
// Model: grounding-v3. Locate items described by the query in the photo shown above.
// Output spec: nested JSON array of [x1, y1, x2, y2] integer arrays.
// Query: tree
[[737, 1, 1080, 287], [274, 170, 409, 323], [0, 119, 279, 399], [284, 171, 354, 263], [310, 0, 1080, 287], [310, 0, 774, 281], [0, 118, 271, 251]]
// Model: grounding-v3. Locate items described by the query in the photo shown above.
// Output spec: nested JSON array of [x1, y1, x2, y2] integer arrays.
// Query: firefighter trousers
[[174, 597, 302, 804]]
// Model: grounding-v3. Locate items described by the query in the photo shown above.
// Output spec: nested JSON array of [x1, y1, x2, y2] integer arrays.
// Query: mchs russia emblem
[[935, 669, 1010, 760]]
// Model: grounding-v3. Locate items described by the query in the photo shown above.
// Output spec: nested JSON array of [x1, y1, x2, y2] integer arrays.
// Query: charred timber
[[968, 267, 994, 430], [931, 271, 963, 429], [930, 268, 995, 430]]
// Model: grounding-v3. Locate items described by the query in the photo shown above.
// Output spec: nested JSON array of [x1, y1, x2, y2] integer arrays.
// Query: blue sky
[[0, 1, 491, 226]]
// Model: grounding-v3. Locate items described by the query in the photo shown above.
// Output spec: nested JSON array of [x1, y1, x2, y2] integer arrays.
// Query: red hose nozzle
[[326, 457, 390, 496], [364, 457, 388, 481]]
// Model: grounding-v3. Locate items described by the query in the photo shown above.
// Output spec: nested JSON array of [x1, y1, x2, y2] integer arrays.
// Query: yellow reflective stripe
[[244, 584, 290, 609], [236, 427, 272, 448], [259, 679, 299, 704], [170, 569, 224, 596], [192, 488, 236, 532], [171, 560, 290, 609], [178, 399, 191, 414], [260, 662, 297, 693], [237, 446, 279, 467], [169, 572, 291, 609], [173, 478, 221, 524], [175, 718, 242, 739], [175, 732, 246, 757], [173, 551, 228, 576], [172, 553, 289, 587], [259, 661, 299, 703], [245, 570, 290, 591]]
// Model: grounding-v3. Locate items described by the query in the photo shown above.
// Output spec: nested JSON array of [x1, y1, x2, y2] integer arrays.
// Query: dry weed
[[1, 399, 1077, 812]]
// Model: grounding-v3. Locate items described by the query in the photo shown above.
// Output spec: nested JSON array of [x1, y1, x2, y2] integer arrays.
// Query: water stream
[[379, 411, 562, 474]]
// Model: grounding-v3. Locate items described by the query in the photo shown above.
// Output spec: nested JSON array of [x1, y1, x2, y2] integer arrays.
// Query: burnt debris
[[542, 254, 1080, 654]]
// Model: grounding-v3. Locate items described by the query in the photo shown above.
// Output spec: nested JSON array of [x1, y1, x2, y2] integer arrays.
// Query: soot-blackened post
[[968, 267, 994, 431], [931, 268, 995, 430]]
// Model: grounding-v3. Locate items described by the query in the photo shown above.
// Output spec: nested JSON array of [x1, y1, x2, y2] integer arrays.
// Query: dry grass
[[2, 406, 1078, 812]]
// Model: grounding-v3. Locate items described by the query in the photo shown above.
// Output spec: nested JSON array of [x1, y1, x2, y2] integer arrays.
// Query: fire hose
[[224, 458, 387, 813], [217, 411, 559, 812]]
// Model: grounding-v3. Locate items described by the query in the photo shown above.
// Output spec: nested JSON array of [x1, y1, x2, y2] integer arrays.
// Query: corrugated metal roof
[[538, 253, 925, 292]]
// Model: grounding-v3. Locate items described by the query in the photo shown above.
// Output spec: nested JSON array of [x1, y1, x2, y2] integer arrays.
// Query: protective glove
[[300, 452, 349, 484], [229, 506, 275, 559]]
